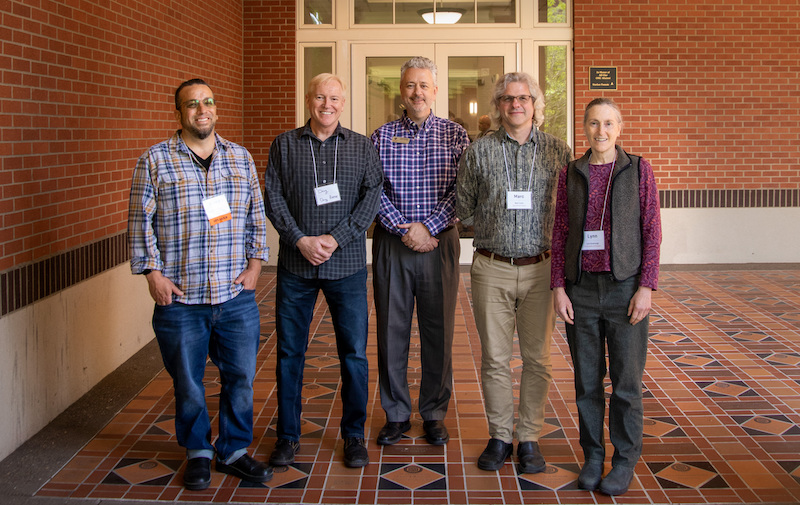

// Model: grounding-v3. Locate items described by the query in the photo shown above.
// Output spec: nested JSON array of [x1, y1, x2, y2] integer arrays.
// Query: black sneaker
[[269, 438, 300, 466], [343, 437, 369, 468]]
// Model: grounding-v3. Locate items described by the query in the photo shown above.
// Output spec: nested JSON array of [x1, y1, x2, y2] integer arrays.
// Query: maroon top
[[550, 157, 661, 290]]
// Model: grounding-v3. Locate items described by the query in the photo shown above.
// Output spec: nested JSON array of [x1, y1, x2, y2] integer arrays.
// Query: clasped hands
[[399, 222, 438, 253], [297, 234, 339, 266]]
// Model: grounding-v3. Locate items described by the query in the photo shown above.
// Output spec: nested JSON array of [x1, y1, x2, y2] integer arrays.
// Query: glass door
[[435, 43, 517, 140], [351, 43, 517, 136]]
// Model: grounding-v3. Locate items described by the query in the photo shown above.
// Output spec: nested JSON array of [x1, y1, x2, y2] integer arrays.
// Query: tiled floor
[[37, 269, 800, 504]]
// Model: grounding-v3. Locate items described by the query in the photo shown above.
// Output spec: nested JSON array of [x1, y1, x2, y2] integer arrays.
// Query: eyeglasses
[[499, 95, 532, 104], [180, 98, 216, 109]]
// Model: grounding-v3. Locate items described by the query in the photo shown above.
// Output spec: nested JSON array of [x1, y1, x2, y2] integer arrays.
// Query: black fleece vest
[[564, 147, 641, 284]]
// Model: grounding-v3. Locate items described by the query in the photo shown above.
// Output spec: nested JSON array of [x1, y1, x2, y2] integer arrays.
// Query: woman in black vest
[[550, 98, 662, 495]]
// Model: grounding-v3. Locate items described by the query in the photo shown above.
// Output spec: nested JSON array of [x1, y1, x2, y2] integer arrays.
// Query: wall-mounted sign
[[589, 67, 617, 90]]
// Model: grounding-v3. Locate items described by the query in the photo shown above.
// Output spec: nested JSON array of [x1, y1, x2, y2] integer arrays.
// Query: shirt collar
[[301, 120, 345, 142], [400, 110, 435, 133], [498, 125, 538, 145]]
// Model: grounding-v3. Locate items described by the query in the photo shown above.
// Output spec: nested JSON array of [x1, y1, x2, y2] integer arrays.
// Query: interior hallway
[[3, 267, 800, 505]]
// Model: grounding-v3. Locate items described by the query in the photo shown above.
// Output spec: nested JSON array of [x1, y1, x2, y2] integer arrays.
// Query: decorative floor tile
[[735, 415, 799, 436], [517, 464, 579, 491], [108, 459, 179, 486], [379, 463, 445, 490], [651, 462, 725, 489], [35, 269, 800, 504]]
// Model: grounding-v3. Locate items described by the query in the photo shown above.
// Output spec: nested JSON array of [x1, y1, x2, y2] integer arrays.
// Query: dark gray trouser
[[372, 225, 460, 422], [565, 273, 649, 468]]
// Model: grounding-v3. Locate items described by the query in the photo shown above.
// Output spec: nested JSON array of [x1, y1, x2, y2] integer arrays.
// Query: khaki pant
[[470, 252, 555, 443]]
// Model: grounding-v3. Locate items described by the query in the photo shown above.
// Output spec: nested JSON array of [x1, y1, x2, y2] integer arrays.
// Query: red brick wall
[[242, 0, 297, 175], [0, 0, 245, 272], [574, 0, 800, 191]]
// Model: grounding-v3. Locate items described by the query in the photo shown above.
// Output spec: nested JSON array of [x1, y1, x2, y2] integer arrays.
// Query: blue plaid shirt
[[128, 131, 269, 305], [370, 112, 470, 236]]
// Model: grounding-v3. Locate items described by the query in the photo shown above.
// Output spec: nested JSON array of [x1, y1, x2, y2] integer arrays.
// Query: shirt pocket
[[217, 162, 251, 214], [156, 166, 193, 212]]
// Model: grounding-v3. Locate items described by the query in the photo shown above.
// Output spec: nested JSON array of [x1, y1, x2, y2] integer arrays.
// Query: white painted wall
[[661, 207, 800, 264], [0, 264, 155, 461]]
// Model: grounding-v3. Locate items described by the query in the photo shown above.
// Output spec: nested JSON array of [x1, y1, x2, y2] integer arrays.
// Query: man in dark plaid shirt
[[370, 57, 470, 448], [264, 73, 383, 469]]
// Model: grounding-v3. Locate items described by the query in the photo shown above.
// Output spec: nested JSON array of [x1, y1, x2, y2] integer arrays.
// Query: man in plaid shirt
[[370, 57, 470, 448], [264, 73, 383, 468], [128, 79, 271, 490]]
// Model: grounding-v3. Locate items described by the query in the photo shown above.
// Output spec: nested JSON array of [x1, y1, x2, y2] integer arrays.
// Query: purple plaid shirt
[[370, 112, 469, 236]]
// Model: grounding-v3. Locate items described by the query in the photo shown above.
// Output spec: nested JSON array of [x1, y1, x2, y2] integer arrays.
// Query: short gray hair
[[401, 56, 438, 85]]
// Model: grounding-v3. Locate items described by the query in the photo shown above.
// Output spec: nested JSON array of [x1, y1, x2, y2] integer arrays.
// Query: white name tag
[[582, 230, 605, 251], [314, 183, 341, 206], [202, 194, 232, 226], [506, 191, 532, 210]]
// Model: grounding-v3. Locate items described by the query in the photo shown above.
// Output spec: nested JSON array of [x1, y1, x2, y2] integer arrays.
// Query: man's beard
[[186, 123, 214, 140]]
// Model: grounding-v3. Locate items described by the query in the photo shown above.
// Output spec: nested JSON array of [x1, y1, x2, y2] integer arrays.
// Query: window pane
[[396, 1, 428, 24], [365, 57, 408, 134], [304, 0, 332, 25], [477, 0, 515, 23], [448, 56, 504, 141], [537, 0, 567, 23], [354, 0, 392, 24], [538, 45, 568, 143], [304, 47, 334, 123]]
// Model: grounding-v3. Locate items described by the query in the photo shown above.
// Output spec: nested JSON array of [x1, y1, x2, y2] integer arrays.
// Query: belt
[[476, 248, 551, 266]]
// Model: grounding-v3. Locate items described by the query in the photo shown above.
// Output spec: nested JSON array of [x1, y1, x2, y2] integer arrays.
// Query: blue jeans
[[275, 267, 369, 441], [152, 289, 260, 462], [565, 274, 648, 469]]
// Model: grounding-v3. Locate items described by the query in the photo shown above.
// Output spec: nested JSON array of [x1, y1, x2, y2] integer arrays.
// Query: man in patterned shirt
[[370, 57, 469, 448], [456, 72, 573, 473], [264, 73, 383, 468], [128, 79, 271, 490]]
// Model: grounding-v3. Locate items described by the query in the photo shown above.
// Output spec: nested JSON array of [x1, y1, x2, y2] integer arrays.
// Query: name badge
[[202, 194, 232, 226], [314, 183, 341, 206], [391, 136, 410, 144], [506, 191, 532, 210], [582, 230, 605, 251]]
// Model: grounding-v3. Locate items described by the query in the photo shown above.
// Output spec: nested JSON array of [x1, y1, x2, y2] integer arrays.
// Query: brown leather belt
[[476, 248, 551, 266]]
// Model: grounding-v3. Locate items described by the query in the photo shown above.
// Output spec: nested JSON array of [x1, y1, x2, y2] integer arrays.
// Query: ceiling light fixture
[[418, 7, 465, 25]]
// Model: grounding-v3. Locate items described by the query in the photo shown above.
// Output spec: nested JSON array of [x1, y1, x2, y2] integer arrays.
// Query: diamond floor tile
[[35, 268, 800, 504]]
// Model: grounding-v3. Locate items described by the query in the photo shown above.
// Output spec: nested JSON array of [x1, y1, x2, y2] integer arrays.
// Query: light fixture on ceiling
[[418, 6, 465, 25]]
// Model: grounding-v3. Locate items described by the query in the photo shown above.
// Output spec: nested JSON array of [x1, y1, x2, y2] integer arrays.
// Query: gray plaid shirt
[[265, 122, 383, 279], [456, 127, 573, 258]]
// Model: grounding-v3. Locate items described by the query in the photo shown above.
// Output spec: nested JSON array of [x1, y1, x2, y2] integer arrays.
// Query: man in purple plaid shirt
[[370, 57, 470, 448]]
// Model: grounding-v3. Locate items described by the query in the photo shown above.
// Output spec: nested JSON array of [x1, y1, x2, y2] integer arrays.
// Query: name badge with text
[[314, 183, 342, 206], [582, 230, 605, 251], [391, 136, 410, 144], [506, 191, 532, 210], [202, 194, 232, 226]]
